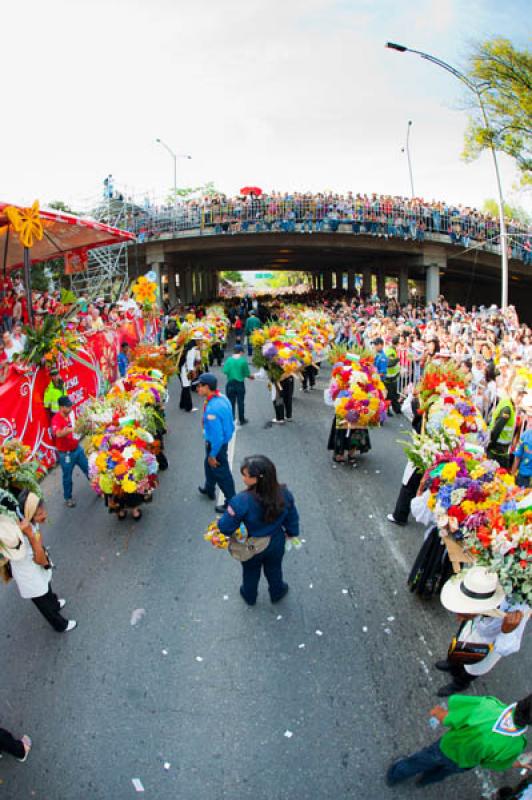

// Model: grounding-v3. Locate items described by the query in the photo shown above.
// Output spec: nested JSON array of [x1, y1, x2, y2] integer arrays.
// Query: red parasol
[[239, 186, 262, 197]]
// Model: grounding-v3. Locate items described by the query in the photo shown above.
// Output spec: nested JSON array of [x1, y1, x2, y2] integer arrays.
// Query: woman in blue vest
[[217, 455, 300, 605]]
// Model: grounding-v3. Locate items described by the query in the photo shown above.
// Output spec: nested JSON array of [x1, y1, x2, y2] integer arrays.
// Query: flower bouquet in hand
[[418, 362, 468, 410], [426, 393, 488, 449], [327, 355, 388, 428], [0, 439, 45, 495]]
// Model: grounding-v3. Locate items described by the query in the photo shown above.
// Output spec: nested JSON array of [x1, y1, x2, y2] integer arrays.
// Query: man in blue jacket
[[197, 373, 236, 513], [373, 337, 389, 379]]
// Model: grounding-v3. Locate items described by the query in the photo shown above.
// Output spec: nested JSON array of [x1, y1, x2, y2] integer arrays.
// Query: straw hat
[[0, 515, 26, 562], [440, 567, 505, 614]]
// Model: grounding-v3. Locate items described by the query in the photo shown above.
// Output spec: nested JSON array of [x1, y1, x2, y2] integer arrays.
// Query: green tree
[[462, 38, 532, 185], [482, 198, 531, 224], [165, 182, 224, 204], [221, 270, 243, 283], [48, 200, 73, 213], [264, 271, 309, 289]]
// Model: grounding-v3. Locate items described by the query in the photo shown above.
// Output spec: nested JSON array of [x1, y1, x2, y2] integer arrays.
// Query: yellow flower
[[122, 478, 138, 493], [441, 462, 459, 481]]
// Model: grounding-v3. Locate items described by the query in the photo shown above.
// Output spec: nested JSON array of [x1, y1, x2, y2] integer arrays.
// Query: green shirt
[[244, 316, 261, 335], [440, 695, 527, 770], [223, 356, 251, 384], [43, 381, 66, 412]]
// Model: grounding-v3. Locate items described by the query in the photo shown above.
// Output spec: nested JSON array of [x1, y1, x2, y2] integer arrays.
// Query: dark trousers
[[226, 380, 246, 423], [0, 728, 25, 759], [302, 365, 317, 390], [393, 470, 422, 523], [388, 739, 469, 786], [204, 443, 236, 505], [32, 585, 68, 632], [274, 377, 294, 421], [384, 377, 401, 414], [241, 534, 287, 603], [209, 343, 224, 367], [180, 385, 192, 411]]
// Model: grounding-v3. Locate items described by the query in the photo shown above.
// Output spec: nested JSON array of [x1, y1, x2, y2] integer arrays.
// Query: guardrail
[[125, 200, 531, 264]]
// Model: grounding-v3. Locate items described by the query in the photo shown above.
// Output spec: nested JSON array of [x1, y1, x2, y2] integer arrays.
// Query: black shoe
[[271, 584, 289, 603], [198, 486, 215, 500], [434, 659, 452, 672], [385, 760, 404, 787], [437, 681, 467, 697], [239, 587, 256, 606], [239, 419, 249, 425], [387, 513, 406, 526], [215, 504, 228, 514]]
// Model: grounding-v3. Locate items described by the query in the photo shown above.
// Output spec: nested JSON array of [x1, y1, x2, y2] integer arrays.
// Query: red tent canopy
[[0, 201, 135, 271]]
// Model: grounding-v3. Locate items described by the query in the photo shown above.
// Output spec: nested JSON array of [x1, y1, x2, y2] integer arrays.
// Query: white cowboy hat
[[0, 515, 26, 562], [440, 566, 505, 614]]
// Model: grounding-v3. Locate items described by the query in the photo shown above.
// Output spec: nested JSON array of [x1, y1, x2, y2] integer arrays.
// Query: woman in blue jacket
[[218, 455, 300, 605]]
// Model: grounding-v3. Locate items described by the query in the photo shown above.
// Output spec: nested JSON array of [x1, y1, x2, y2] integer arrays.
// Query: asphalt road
[[1, 362, 530, 800]]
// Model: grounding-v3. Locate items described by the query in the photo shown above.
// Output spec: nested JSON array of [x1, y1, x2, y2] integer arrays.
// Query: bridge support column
[[323, 271, 332, 291], [377, 271, 386, 300], [426, 265, 440, 304], [167, 265, 178, 307], [347, 270, 356, 293], [181, 267, 193, 305], [335, 271, 343, 291], [399, 264, 409, 305], [362, 267, 372, 297]]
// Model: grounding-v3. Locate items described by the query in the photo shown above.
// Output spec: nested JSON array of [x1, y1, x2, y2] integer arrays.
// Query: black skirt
[[407, 527, 453, 599], [327, 416, 371, 455]]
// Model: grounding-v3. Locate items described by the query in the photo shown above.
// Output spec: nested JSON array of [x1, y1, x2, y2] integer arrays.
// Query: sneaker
[[65, 499, 76, 508], [17, 735, 32, 763], [64, 620, 77, 633], [191, 407, 198, 413], [387, 513, 405, 526], [58, 598, 66, 609]]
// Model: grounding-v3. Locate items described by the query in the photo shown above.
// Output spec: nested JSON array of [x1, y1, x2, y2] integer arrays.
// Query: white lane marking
[[217, 427, 237, 506]]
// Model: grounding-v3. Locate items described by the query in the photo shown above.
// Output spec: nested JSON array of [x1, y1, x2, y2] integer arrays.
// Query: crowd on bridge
[[128, 190, 532, 263]]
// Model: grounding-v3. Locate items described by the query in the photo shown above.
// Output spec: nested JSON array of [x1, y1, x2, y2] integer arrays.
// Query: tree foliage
[[264, 271, 310, 289], [221, 270, 244, 283], [482, 198, 530, 224], [462, 37, 532, 185], [165, 181, 223, 204]]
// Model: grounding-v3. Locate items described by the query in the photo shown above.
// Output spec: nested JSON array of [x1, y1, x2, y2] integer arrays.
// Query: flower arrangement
[[0, 439, 45, 495], [203, 520, 246, 550], [327, 354, 388, 428], [418, 362, 468, 410], [402, 429, 462, 474], [131, 274, 158, 316], [131, 345, 176, 377], [426, 393, 488, 449], [120, 366, 168, 406], [88, 422, 158, 497], [251, 323, 311, 382]]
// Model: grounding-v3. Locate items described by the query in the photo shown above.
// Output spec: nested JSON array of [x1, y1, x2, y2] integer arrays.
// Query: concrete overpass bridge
[[128, 224, 532, 311]]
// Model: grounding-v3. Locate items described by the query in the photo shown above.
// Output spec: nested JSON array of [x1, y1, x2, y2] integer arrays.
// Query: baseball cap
[[198, 372, 217, 390], [58, 396, 73, 408]]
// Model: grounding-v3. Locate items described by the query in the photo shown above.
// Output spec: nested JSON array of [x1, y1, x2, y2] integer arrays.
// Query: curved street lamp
[[386, 42, 509, 309], [155, 138, 192, 202]]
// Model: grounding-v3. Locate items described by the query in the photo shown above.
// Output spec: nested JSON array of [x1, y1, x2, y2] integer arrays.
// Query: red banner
[[64, 248, 88, 274], [0, 323, 143, 469]]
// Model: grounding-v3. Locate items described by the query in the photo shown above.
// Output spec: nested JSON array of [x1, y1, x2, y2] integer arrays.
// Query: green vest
[[43, 381, 66, 413], [385, 347, 400, 378], [489, 398, 516, 445]]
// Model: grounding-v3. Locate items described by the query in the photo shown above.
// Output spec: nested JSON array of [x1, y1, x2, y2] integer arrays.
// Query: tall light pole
[[386, 42, 509, 309], [155, 138, 192, 203], [401, 120, 415, 198]]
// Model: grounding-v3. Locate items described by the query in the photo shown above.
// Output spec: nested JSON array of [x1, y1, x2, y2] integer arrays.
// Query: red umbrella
[[240, 186, 262, 197]]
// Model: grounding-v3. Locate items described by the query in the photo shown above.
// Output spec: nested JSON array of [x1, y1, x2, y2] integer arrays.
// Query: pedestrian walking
[[512, 398, 532, 488], [434, 567, 529, 697], [6, 491, 77, 632], [244, 310, 261, 356], [0, 726, 31, 762], [223, 344, 254, 425], [178, 337, 201, 413], [51, 396, 89, 508], [197, 373, 236, 513], [217, 455, 299, 605], [272, 376, 294, 423], [386, 693, 531, 787], [117, 341, 130, 378], [384, 335, 402, 414]]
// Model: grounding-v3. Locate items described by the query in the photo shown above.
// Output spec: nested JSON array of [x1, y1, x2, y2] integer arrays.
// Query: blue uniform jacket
[[203, 393, 235, 458], [374, 351, 388, 378], [117, 352, 129, 378], [218, 488, 300, 539]]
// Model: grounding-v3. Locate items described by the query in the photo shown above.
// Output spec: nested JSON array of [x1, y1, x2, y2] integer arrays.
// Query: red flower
[[519, 559, 528, 569]]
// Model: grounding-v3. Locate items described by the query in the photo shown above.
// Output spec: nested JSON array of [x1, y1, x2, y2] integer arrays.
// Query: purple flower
[[262, 343, 277, 359]]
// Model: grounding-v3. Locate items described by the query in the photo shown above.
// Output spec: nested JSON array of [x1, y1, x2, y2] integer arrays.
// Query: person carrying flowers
[[488, 388, 523, 468]]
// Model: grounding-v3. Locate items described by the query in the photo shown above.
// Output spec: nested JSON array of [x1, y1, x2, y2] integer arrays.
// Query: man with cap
[[244, 310, 261, 357], [117, 341, 130, 378], [488, 388, 522, 468], [223, 344, 254, 425], [51, 396, 89, 507], [43, 369, 66, 416], [373, 337, 388, 380], [197, 373, 236, 513], [434, 567, 528, 697], [384, 335, 402, 415]]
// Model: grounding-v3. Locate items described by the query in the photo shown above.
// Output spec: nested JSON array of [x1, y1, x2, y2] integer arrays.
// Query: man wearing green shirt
[[386, 693, 530, 787], [223, 344, 253, 425], [244, 311, 261, 356], [43, 369, 66, 416]]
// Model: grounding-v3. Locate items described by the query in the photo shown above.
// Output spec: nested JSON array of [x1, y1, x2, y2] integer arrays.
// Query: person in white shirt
[[2, 331, 23, 361], [179, 336, 202, 412]]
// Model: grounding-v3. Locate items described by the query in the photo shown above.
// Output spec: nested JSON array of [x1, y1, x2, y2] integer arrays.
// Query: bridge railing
[[125, 199, 531, 264]]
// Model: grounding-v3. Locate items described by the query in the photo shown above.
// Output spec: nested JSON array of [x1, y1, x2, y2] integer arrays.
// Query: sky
[[1, 0, 530, 213]]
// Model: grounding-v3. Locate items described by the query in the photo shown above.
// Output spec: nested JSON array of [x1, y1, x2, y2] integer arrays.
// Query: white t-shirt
[[10, 531, 51, 599]]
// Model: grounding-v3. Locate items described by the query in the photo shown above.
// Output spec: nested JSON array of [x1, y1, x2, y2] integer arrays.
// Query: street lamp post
[[401, 120, 415, 198], [155, 138, 192, 203], [386, 42, 509, 309]]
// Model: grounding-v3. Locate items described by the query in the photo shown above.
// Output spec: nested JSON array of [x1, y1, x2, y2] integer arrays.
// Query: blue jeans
[[241, 533, 286, 603], [57, 445, 89, 500], [388, 740, 469, 786], [204, 443, 235, 505]]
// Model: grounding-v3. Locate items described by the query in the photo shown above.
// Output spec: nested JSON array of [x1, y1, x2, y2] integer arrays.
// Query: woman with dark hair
[[217, 455, 300, 605], [179, 338, 201, 412]]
